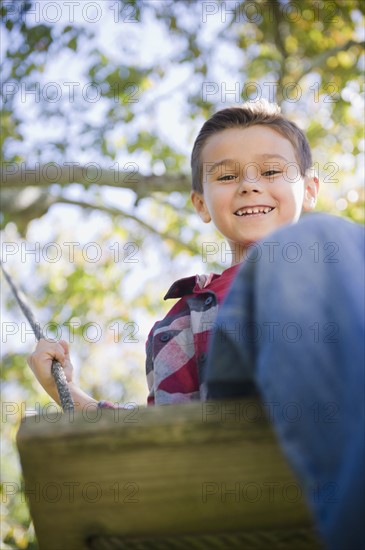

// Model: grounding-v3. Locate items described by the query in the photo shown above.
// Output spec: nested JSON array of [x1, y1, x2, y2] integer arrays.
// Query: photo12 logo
[[201, 2, 339, 24], [3, 1, 140, 24], [201, 81, 340, 104]]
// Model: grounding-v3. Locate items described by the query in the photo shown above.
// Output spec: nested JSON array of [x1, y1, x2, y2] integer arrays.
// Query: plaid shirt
[[98, 264, 240, 408], [145, 264, 240, 405]]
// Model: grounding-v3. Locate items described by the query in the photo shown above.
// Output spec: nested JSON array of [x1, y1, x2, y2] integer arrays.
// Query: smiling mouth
[[234, 206, 275, 217]]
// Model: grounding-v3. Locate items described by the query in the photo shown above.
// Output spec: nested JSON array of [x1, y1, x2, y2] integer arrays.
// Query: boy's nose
[[237, 165, 264, 193], [237, 177, 263, 194]]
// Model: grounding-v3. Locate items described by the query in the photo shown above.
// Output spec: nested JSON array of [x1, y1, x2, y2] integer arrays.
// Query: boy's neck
[[226, 241, 250, 266]]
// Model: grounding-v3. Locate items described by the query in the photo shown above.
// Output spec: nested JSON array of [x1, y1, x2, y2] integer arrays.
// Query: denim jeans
[[206, 213, 365, 550]]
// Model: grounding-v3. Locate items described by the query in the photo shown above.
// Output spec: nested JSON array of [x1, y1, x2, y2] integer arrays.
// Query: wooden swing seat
[[17, 399, 322, 549]]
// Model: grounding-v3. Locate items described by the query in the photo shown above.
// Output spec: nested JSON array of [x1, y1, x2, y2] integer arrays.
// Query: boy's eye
[[217, 174, 237, 181], [262, 170, 281, 177]]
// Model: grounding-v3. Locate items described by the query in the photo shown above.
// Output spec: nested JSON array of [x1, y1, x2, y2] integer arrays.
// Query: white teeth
[[235, 207, 273, 216]]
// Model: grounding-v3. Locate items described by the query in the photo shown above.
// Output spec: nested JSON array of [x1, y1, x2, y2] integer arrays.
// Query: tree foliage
[[1, 0, 364, 228], [0, 1, 364, 547]]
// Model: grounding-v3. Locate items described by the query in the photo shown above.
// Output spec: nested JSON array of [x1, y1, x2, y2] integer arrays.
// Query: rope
[[1, 261, 74, 412]]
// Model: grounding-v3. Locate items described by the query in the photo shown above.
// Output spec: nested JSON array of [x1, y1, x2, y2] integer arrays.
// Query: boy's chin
[[234, 226, 278, 245]]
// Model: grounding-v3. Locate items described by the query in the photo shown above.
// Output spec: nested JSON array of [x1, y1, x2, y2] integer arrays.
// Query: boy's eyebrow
[[204, 154, 292, 174], [204, 159, 240, 173], [257, 153, 291, 163]]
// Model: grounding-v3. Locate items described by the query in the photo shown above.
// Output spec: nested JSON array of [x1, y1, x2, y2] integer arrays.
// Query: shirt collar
[[164, 273, 220, 300]]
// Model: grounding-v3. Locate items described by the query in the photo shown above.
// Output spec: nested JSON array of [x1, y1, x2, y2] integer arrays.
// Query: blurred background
[[1, 0, 364, 547]]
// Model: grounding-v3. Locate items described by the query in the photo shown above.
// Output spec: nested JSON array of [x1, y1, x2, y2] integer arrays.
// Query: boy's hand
[[28, 339, 74, 399]]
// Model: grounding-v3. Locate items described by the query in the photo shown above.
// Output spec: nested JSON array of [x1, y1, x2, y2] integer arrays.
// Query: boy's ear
[[191, 191, 211, 223], [302, 176, 319, 211]]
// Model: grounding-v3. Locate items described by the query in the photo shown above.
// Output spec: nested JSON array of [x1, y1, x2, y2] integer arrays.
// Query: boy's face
[[191, 125, 318, 264]]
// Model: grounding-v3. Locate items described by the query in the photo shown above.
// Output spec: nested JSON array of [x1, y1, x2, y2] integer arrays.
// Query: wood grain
[[17, 399, 322, 549]]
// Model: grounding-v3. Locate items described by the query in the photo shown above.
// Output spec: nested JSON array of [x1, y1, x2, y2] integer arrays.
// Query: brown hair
[[191, 99, 312, 193]]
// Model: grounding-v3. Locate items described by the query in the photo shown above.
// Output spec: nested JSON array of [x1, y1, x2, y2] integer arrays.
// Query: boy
[[204, 190, 364, 550], [28, 99, 318, 408]]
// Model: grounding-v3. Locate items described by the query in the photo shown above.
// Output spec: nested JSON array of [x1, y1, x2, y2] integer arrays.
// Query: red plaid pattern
[[146, 265, 240, 405]]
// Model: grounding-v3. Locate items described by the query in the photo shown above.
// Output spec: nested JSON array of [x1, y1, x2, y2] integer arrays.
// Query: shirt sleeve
[[145, 325, 155, 405]]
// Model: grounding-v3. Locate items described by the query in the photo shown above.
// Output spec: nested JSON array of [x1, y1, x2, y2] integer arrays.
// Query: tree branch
[[268, 0, 289, 100], [57, 198, 200, 255], [271, 0, 288, 62], [0, 164, 191, 197], [297, 39, 365, 83]]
